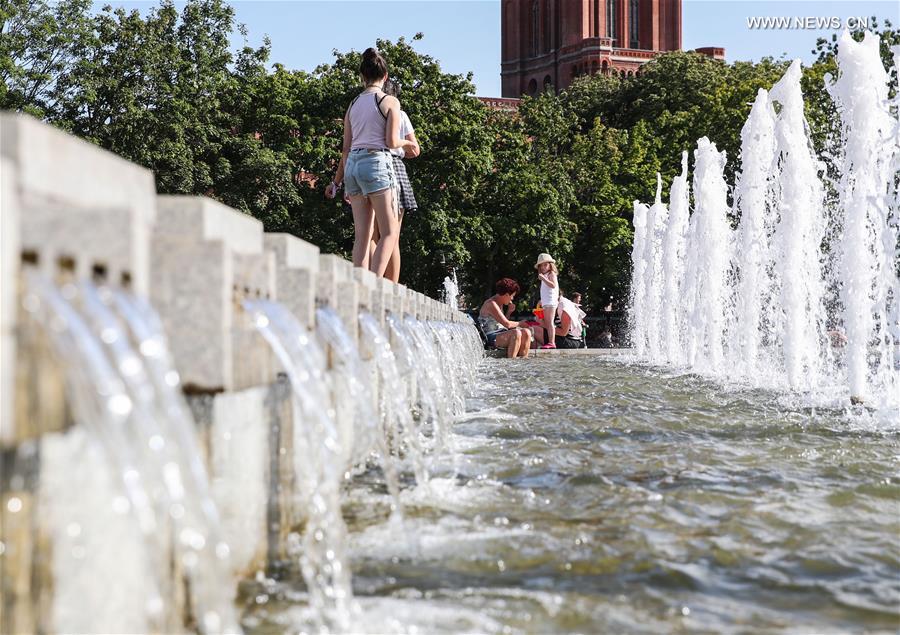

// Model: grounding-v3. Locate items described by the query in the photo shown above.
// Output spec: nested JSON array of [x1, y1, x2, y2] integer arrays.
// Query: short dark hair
[[495, 278, 520, 296], [383, 78, 399, 97], [360, 47, 388, 83]]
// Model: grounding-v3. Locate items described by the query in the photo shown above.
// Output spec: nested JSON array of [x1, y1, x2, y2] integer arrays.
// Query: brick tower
[[501, 0, 706, 97]]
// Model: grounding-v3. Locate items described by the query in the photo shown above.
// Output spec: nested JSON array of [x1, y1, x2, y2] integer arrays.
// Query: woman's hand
[[404, 132, 421, 158], [325, 181, 339, 199]]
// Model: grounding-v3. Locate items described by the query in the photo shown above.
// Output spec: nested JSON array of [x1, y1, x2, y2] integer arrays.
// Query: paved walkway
[[487, 348, 630, 358]]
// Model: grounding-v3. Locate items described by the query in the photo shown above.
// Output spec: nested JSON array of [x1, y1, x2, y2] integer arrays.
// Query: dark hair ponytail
[[360, 47, 388, 84]]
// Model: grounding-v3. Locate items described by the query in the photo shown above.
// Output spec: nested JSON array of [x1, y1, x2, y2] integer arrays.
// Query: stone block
[[264, 234, 319, 331], [0, 113, 156, 295], [191, 387, 270, 577], [39, 427, 162, 633], [353, 267, 377, 313], [372, 278, 395, 326], [1, 157, 19, 445], [233, 252, 276, 389], [151, 196, 272, 392], [317, 255, 357, 341], [393, 284, 408, 317], [410, 289, 423, 319], [316, 254, 342, 310]]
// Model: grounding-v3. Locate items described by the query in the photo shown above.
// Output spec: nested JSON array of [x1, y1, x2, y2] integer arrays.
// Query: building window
[[593, 0, 600, 37], [607, 0, 617, 42], [531, 0, 539, 56], [629, 0, 639, 48], [543, 0, 551, 52], [528, 78, 538, 95], [543, 74, 552, 90]]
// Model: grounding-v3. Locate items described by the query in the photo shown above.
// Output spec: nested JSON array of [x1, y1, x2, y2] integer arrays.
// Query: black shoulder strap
[[374, 93, 389, 120]]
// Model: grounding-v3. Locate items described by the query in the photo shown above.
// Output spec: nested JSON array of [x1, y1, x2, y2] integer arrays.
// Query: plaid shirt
[[392, 155, 418, 212]]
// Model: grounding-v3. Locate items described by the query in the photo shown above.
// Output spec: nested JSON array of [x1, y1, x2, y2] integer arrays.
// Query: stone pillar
[[1, 157, 19, 446], [1, 114, 155, 294], [393, 284, 408, 318], [354, 268, 377, 316], [264, 234, 319, 331], [373, 278, 395, 326], [150, 196, 274, 393], [317, 255, 357, 343], [1, 114, 157, 445]]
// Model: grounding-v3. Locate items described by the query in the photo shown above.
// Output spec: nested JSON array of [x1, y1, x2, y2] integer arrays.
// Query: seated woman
[[555, 295, 587, 348], [478, 278, 531, 358]]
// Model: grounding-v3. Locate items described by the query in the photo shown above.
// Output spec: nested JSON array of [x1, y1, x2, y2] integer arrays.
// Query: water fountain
[[1, 110, 471, 633], [22, 273, 240, 634], [629, 31, 899, 417], [443, 270, 460, 308], [659, 151, 690, 365]]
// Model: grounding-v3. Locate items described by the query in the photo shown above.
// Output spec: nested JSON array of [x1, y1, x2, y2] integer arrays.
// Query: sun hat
[[534, 253, 556, 269]]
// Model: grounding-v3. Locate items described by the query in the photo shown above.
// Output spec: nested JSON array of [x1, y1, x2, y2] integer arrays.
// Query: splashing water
[[629, 201, 649, 355], [686, 137, 731, 372], [827, 31, 900, 407], [317, 306, 402, 516], [244, 299, 354, 632], [730, 89, 778, 377], [629, 39, 900, 421], [770, 59, 829, 391], [659, 152, 691, 365], [22, 273, 239, 633], [443, 270, 460, 308], [640, 174, 670, 361], [358, 312, 429, 489], [402, 316, 454, 453]]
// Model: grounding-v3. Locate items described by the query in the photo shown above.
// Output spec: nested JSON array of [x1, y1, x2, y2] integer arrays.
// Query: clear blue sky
[[96, 1, 899, 96]]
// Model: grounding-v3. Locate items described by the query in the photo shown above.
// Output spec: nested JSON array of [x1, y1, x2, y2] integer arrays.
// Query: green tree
[[0, 0, 94, 117]]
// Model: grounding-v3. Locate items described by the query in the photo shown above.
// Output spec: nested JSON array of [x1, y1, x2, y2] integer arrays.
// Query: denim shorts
[[345, 149, 395, 196]]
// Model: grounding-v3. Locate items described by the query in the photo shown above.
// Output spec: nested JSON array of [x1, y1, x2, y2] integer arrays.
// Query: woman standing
[[326, 48, 417, 277], [372, 79, 420, 283]]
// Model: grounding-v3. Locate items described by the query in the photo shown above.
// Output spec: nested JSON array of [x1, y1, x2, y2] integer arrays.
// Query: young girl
[[535, 253, 559, 349]]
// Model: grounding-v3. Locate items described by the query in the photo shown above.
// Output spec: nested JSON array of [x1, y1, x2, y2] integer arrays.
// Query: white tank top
[[349, 91, 389, 150], [540, 277, 559, 306]]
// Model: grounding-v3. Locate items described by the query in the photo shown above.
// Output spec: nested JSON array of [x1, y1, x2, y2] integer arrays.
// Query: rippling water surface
[[242, 356, 900, 634]]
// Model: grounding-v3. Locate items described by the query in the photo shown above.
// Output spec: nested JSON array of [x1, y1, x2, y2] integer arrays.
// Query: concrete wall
[[0, 113, 464, 632]]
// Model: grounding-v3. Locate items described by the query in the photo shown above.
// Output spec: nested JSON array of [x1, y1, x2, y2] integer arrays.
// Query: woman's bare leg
[[370, 222, 380, 265], [494, 330, 519, 358], [350, 195, 374, 269], [517, 329, 531, 357], [384, 209, 404, 283], [369, 188, 399, 277]]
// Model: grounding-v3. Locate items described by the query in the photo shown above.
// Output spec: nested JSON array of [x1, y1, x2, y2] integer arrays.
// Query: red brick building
[[501, 0, 722, 97]]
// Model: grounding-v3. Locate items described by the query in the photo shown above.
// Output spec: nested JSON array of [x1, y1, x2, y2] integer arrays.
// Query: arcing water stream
[[630, 32, 899, 419]]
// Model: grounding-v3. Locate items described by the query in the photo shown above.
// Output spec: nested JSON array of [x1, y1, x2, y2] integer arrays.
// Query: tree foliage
[[2, 0, 896, 309]]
